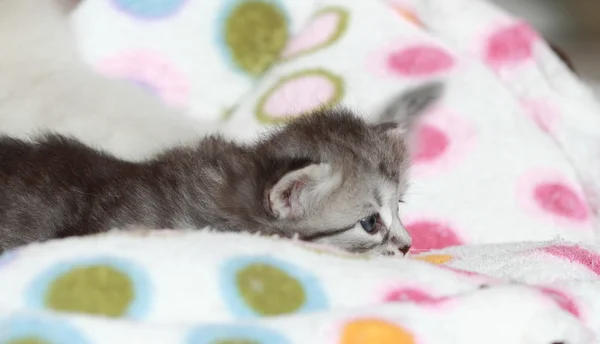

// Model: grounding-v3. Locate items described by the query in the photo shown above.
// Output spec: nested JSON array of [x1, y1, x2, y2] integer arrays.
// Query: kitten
[[0, 0, 214, 162], [0, 83, 443, 256]]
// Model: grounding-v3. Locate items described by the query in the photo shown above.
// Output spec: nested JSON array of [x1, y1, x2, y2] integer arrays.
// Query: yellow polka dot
[[236, 263, 305, 316], [225, 1, 288, 76], [7, 338, 49, 344], [45, 265, 134, 317], [340, 318, 415, 344], [392, 6, 423, 27], [412, 254, 453, 265]]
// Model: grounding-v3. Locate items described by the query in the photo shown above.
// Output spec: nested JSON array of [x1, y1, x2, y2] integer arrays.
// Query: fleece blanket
[[5, 0, 600, 342], [0, 230, 598, 343], [70, 0, 600, 250]]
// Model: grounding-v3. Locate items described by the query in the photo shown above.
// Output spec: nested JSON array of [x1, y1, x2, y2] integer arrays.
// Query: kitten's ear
[[268, 163, 339, 220], [377, 81, 445, 134]]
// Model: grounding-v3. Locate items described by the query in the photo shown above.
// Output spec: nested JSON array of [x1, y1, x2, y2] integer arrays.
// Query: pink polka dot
[[384, 288, 448, 305], [366, 41, 456, 79], [96, 50, 190, 108], [438, 265, 501, 284], [263, 75, 335, 117], [413, 124, 449, 162], [405, 220, 463, 251], [388, 45, 454, 77], [534, 183, 589, 221], [517, 169, 591, 227], [280, 9, 346, 59], [543, 245, 600, 275], [537, 286, 581, 318], [520, 98, 561, 133], [408, 108, 476, 178], [485, 22, 538, 69]]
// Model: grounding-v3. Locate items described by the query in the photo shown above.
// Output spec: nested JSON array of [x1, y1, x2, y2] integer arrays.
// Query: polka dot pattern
[[217, 0, 289, 76], [280, 7, 349, 61], [534, 183, 589, 221], [25, 257, 152, 319], [516, 170, 591, 227], [543, 245, 600, 275], [405, 220, 463, 251], [537, 286, 581, 319], [255, 69, 344, 124], [112, 0, 188, 19], [387, 45, 454, 77], [367, 41, 456, 79], [412, 124, 449, 162], [408, 108, 477, 178], [391, 5, 424, 27], [340, 318, 416, 344], [0, 315, 89, 344], [384, 288, 448, 305], [412, 254, 453, 265], [96, 51, 190, 108], [219, 255, 328, 317], [187, 324, 290, 344], [4, 0, 600, 340], [485, 22, 538, 69]]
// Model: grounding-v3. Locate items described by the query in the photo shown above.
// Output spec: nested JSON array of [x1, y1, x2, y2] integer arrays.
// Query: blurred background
[[491, 0, 600, 85]]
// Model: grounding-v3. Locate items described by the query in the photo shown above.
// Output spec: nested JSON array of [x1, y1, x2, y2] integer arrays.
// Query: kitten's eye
[[359, 214, 379, 234]]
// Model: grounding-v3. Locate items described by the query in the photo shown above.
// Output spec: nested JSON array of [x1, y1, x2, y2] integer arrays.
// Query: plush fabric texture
[[5, 0, 600, 341], [72, 0, 600, 247], [0, 230, 597, 343]]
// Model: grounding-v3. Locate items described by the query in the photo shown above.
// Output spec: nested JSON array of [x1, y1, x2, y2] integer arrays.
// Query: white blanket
[[3, 0, 600, 342], [0, 230, 597, 343], [71, 0, 600, 248]]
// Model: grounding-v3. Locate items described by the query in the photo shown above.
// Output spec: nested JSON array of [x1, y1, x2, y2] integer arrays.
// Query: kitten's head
[[257, 82, 443, 256]]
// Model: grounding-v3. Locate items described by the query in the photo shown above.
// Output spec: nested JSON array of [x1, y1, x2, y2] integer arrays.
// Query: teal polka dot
[[25, 257, 152, 319], [187, 324, 290, 344], [219, 255, 328, 318], [0, 314, 89, 344], [112, 0, 188, 19]]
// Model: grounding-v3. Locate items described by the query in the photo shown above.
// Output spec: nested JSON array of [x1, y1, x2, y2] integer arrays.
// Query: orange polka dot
[[340, 318, 415, 344], [392, 6, 423, 27], [412, 254, 453, 265]]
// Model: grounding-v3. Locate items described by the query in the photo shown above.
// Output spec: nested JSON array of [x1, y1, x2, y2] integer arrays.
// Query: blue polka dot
[[25, 256, 153, 319], [187, 324, 290, 344], [112, 0, 188, 19], [219, 255, 328, 318], [0, 314, 89, 344]]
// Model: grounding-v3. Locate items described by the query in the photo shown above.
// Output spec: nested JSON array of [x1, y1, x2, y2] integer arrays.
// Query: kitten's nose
[[399, 244, 411, 256]]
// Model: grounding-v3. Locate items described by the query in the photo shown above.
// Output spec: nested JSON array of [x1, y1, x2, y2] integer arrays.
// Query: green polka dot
[[214, 340, 259, 344], [225, 1, 288, 76], [235, 263, 305, 316], [7, 338, 50, 344], [44, 264, 134, 318], [255, 69, 344, 124]]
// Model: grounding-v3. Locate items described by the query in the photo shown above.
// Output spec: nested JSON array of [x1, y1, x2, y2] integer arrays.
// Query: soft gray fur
[[0, 83, 443, 256]]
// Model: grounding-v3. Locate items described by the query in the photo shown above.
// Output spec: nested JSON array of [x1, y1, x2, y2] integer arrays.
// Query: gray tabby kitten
[[0, 83, 443, 256]]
